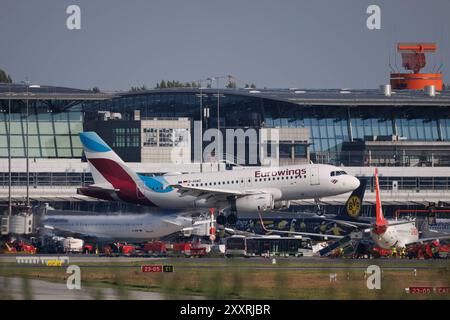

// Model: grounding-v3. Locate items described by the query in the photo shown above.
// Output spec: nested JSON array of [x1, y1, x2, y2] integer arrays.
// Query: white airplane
[[41, 213, 201, 241], [330, 168, 450, 250], [77, 132, 360, 222], [370, 168, 420, 249]]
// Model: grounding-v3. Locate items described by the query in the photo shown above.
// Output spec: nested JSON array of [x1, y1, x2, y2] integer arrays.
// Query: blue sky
[[1, 0, 449, 90]]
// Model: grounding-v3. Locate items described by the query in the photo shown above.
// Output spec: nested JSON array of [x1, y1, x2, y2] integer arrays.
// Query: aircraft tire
[[216, 214, 227, 225]]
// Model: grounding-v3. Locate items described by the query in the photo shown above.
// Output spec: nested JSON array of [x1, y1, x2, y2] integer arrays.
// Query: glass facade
[[0, 100, 84, 158], [2, 90, 449, 165], [84, 91, 450, 166], [396, 118, 439, 141], [442, 119, 450, 140], [113, 127, 140, 148], [350, 118, 393, 139]]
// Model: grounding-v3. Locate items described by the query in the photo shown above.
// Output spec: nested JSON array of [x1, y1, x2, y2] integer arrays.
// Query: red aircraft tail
[[374, 168, 388, 234]]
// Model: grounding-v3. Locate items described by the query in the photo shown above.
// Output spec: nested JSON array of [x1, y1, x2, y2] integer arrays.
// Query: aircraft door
[[310, 167, 320, 185]]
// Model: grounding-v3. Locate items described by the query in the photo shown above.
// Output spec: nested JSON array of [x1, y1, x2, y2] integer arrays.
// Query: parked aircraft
[[77, 132, 360, 223], [328, 169, 450, 250], [41, 213, 207, 241]]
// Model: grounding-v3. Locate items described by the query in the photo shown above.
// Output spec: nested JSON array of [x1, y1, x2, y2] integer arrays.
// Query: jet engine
[[231, 194, 274, 213], [273, 200, 290, 210]]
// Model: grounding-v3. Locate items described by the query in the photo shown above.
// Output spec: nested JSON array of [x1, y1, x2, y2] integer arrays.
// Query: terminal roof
[[0, 83, 115, 100], [120, 87, 450, 106], [2, 83, 450, 106]]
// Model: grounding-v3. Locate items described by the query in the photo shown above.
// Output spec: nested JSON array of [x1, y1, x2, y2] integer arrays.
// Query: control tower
[[390, 43, 443, 90]]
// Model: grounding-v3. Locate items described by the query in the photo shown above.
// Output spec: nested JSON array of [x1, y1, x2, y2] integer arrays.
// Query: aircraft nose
[[349, 176, 360, 190], [340, 175, 360, 192]]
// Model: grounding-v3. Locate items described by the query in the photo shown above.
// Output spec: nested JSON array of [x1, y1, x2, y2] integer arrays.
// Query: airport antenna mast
[[390, 42, 443, 90]]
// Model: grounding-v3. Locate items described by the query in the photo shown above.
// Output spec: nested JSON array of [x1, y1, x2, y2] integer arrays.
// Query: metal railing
[[1, 172, 450, 192], [311, 151, 450, 167]]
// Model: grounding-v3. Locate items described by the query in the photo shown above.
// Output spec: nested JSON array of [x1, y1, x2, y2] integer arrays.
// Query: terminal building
[[1, 82, 450, 221]]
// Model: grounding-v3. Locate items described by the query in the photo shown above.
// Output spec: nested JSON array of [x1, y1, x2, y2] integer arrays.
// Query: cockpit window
[[330, 171, 347, 177]]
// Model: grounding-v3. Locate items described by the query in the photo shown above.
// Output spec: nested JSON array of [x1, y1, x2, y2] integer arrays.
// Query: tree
[[154, 79, 202, 89], [0, 69, 12, 83], [129, 85, 148, 92], [91, 86, 100, 92], [226, 80, 237, 88], [250, 83, 256, 89]]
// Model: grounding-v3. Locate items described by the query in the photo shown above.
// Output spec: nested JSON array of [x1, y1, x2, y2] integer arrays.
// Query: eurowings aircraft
[[77, 132, 360, 219]]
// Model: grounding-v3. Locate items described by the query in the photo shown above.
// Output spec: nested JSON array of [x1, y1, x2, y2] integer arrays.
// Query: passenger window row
[[191, 175, 308, 187]]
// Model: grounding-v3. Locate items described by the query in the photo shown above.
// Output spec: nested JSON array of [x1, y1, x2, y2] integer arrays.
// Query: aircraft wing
[[88, 183, 119, 191], [254, 211, 345, 239], [161, 219, 185, 227], [221, 227, 267, 238], [323, 218, 372, 228], [170, 184, 262, 198], [262, 228, 345, 239], [41, 224, 112, 239]]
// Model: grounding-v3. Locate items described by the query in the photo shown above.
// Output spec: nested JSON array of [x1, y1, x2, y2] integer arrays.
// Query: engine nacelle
[[273, 200, 290, 210], [231, 194, 274, 213]]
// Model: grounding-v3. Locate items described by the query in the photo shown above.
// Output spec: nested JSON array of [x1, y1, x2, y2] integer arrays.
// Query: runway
[[0, 276, 169, 300], [1, 254, 449, 300], [1, 254, 448, 270]]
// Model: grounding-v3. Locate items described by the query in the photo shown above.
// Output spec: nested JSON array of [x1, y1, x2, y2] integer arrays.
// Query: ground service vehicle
[[143, 241, 167, 256], [225, 235, 313, 257]]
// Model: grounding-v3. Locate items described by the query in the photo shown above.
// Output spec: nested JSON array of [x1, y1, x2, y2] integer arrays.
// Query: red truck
[[83, 244, 95, 254], [371, 247, 391, 258], [190, 246, 207, 257], [143, 241, 166, 256], [119, 243, 136, 256], [102, 242, 137, 256], [2, 241, 37, 254], [172, 243, 192, 256]]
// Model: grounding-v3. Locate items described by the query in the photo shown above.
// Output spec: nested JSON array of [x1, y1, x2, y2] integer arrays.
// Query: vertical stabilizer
[[374, 168, 388, 234]]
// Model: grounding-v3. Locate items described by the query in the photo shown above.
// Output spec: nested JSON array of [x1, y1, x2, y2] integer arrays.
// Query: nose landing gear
[[314, 198, 325, 216]]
